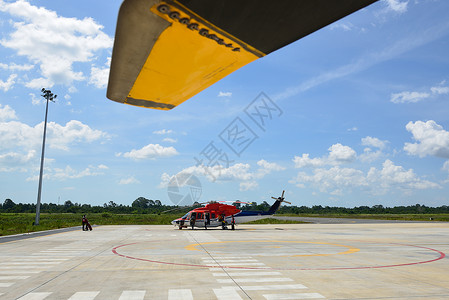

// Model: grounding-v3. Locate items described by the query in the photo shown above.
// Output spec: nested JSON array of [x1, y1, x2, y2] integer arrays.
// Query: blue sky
[[1, 0, 449, 208]]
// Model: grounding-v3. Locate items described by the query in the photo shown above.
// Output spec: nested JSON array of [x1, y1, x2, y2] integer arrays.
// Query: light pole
[[35, 88, 57, 226]]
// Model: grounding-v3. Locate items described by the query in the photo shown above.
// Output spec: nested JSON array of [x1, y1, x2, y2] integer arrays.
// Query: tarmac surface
[[271, 216, 436, 224], [1, 222, 448, 299]]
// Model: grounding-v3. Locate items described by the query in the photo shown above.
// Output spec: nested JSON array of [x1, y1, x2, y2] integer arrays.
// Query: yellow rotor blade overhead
[[107, 0, 378, 110]]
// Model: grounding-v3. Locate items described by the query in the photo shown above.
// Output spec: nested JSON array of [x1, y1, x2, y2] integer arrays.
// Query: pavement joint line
[[13, 231, 131, 300], [0, 226, 99, 244], [186, 230, 252, 300]]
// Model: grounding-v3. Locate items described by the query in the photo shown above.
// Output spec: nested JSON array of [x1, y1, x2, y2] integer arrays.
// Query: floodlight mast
[[35, 88, 57, 226]]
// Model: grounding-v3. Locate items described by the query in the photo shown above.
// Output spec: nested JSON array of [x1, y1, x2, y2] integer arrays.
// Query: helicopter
[[171, 191, 290, 229]]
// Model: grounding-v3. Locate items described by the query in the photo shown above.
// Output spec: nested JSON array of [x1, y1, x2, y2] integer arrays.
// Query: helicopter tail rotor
[[271, 190, 290, 204], [268, 190, 290, 214]]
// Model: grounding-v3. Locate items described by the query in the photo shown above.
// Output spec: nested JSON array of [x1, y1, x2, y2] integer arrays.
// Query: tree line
[[0, 197, 170, 214], [2, 197, 449, 215]]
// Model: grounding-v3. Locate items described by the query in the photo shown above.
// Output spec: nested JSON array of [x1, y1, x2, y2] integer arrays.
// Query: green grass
[[0, 213, 180, 236]]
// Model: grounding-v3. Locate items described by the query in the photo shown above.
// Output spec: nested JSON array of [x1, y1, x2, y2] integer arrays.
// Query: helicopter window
[[197, 213, 203, 219], [181, 213, 189, 219], [211, 213, 216, 219]]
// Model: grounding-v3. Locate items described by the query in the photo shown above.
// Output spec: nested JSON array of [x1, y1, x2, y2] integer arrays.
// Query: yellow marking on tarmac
[[185, 240, 360, 257]]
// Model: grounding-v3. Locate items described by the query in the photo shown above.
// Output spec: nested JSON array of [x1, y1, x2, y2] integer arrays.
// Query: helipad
[[1, 222, 448, 299]]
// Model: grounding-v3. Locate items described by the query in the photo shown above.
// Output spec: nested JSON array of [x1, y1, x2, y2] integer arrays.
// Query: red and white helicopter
[[171, 191, 290, 229]]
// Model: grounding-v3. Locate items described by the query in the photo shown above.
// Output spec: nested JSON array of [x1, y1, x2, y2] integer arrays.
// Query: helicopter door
[[209, 212, 220, 227]]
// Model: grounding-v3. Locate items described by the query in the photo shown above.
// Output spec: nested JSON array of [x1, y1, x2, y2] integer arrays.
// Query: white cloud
[[0, 121, 40, 151], [29, 93, 42, 105], [328, 143, 357, 163], [391, 83, 449, 104], [162, 137, 177, 143], [0, 62, 34, 71], [25, 77, 54, 89], [26, 164, 106, 181], [0, 118, 109, 152], [218, 91, 232, 97], [359, 147, 383, 163], [0, 0, 113, 87], [119, 143, 178, 160], [431, 86, 449, 95], [0, 74, 17, 91], [390, 91, 430, 103], [161, 160, 284, 190], [119, 176, 140, 185], [361, 136, 388, 149], [240, 181, 258, 191], [53, 165, 105, 180], [0, 104, 18, 121], [47, 120, 110, 151], [443, 160, 449, 172], [89, 65, 109, 89], [290, 166, 367, 194], [206, 163, 253, 181], [383, 0, 408, 13], [367, 159, 440, 191], [158, 172, 172, 188], [291, 159, 439, 195], [293, 143, 356, 169], [293, 154, 325, 168], [360, 137, 388, 163], [0, 150, 35, 172], [291, 137, 439, 195], [404, 120, 449, 158], [257, 159, 285, 172], [153, 129, 173, 135], [196, 160, 284, 182], [329, 22, 353, 31]]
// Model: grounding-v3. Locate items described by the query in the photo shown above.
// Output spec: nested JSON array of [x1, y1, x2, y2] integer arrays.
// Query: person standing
[[82, 215, 87, 231], [205, 212, 210, 229], [190, 212, 196, 230], [220, 214, 227, 230], [83, 215, 92, 231]]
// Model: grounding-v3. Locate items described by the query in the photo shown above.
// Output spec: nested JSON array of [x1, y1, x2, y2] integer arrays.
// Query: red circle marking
[[111, 242, 446, 271]]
